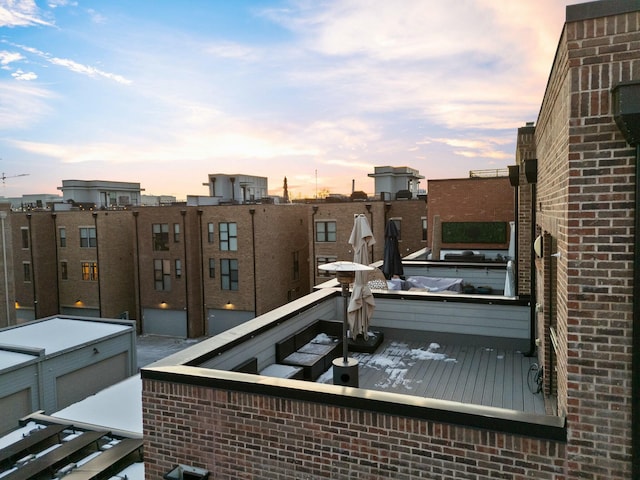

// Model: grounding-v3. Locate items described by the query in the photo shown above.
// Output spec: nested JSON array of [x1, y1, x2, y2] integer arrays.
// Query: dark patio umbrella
[[382, 219, 403, 279]]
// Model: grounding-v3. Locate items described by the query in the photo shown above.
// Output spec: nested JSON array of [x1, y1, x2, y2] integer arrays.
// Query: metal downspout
[[92, 212, 102, 317], [311, 206, 318, 286], [181, 210, 189, 336], [250, 209, 257, 315], [633, 143, 640, 479], [26, 213, 37, 319], [1, 212, 10, 325]]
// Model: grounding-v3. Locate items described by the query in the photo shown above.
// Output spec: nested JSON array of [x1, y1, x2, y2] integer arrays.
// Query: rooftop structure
[[0, 316, 136, 435], [367, 166, 425, 200], [57, 179, 142, 210]]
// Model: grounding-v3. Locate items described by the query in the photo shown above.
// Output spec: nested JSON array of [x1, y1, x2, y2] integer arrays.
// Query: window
[[80, 227, 97, 247], [175, 259, 182, 278], [219, 222, 237, 251], [61, 261, 68, 280], [421, 217, 427, 242], [317, 256, 337, 277], [59, 228, 67, 247], [23, 262, 31, 282], [315, 221, 336, 242], [154, 259, 171, 290], [207, 223, 214, 243], [209, 258, 216, 278], [293, 251, 300, 281], [21, 228, 29, 249], [221, 259, 238, 290], [81, 261, 98, 281], [152, 224, 169, 251], [174, 223, 180, 242]]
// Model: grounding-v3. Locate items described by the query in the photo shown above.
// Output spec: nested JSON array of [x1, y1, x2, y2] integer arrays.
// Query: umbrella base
[[348, 330, 384, 353], [332, 357, 359, 387]]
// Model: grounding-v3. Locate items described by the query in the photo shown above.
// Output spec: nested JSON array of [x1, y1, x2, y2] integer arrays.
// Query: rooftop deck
[[315, 329, 546, 415]]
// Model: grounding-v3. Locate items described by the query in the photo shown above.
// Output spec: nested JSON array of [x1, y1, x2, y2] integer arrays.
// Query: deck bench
[[275, 320, 342, 381], [231, 357, 258, 374], [259, 364, 304, 380]]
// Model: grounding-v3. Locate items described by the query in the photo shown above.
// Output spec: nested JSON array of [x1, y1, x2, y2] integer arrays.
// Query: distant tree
[[317, 188, 330, 199], [283, 177, 289, 203]]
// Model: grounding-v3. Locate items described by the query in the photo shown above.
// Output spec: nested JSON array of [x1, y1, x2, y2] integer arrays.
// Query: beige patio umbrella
[[347, 214, 376, 339]]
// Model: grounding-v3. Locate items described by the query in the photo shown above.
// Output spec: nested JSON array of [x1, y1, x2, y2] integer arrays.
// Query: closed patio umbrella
[[347, 214, 376, 339], [382, 219, 404, 279]]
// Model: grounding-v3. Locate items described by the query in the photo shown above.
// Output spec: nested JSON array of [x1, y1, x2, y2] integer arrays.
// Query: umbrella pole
[[341, 282, 349, 363]]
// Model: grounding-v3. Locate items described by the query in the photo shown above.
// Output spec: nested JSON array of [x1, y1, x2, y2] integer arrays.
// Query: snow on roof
[[0, 317, 131, 355], [0, 349, 37, 371], [52, 374, 142, 434]]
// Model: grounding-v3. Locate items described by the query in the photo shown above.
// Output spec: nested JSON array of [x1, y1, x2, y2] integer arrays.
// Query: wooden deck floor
[[317, 332, 547, 415]]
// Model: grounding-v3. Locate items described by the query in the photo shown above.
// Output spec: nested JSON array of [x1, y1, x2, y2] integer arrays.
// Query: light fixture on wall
[[533, 235, 543, 257]]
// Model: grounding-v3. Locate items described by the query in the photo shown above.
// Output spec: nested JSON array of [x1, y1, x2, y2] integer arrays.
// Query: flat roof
[[0, 317, 131, 355], [0, 350, 37, 371]]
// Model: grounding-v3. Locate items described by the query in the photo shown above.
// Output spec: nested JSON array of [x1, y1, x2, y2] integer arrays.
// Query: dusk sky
[[1, 0, 581, 200]]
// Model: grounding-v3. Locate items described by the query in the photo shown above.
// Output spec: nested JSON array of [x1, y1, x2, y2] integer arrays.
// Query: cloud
[[0, 0, 53, 27], [0, 81, 54, 128], [426, 136, 512, 160], [48, 57, 132, 84], [11, 69, 37, 80], [262, 0, 564, 131], [204, 41, 258, 60], [0, 50, 24, 65], [5, 41, 132, 84]]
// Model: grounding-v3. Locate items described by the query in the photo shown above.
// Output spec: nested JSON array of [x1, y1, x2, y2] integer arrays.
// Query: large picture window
[[441, 222, 507, 243]]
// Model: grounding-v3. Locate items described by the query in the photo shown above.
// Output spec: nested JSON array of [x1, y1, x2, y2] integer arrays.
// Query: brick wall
[[515, 125, 536, 297], [427, 177, 514, 251], [534, 6, 638, 478], [143, 379, 566, 480]]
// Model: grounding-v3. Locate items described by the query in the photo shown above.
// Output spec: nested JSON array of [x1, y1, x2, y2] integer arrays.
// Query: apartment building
[[132, 203, 312, 337]]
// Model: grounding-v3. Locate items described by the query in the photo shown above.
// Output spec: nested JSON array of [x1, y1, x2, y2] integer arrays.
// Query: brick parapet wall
[[535, 9, 638, 478], [143, 379, 566, 480]]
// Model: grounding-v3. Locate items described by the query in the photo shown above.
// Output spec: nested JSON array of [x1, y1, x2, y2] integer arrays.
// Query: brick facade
[[142, 379, 566, 480], [427, 177, 514, 251], [533, 4, 638, 478]]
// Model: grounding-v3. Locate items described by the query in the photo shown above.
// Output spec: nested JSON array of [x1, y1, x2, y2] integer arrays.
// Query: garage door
[[143, 308, 187, 337], [207, 308, 254, 336]]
